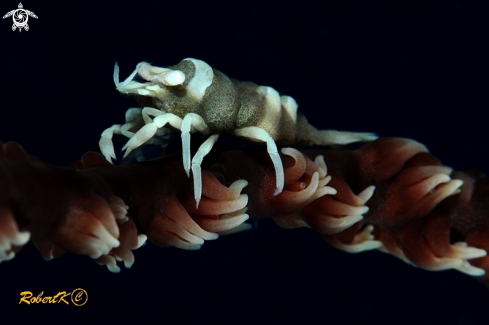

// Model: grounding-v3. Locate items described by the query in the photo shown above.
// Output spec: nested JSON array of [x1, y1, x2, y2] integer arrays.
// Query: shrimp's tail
[[294, 112, 377, 146]]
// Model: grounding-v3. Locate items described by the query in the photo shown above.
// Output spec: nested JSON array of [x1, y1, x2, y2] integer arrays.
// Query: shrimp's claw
[[122, 124, 158, 158]]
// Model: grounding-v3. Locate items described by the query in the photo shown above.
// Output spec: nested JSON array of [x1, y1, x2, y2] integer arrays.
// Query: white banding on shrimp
[[100, 58, 377, 207]]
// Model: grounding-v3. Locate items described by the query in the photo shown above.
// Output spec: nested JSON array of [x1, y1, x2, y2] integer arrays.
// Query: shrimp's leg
[[191, 134, 220, 208], [121, 113, 183, 158], [100, 107, 151, 163], [119, 108, 144, 138], [100, 125, 123, 163], [121, 107, 167, 138], [231, 127, 284, 196], [141, 107, 165, 124], [181, 113, 211, 177]]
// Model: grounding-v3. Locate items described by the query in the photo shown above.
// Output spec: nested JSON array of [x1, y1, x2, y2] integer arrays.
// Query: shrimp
[[99, 58, 377, 207]]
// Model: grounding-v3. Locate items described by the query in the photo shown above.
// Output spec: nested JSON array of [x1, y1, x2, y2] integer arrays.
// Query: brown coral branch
[[0, 138, 488, 279]]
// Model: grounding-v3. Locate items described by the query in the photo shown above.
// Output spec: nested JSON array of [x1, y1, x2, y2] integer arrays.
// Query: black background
[[1, 1, 489, 324]]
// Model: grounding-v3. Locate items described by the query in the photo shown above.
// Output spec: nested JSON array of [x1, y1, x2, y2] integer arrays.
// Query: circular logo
[[13, 9, 27, 27], [71, 288, 88, 306]]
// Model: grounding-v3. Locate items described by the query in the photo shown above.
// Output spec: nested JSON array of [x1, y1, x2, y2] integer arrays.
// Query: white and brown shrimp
[[99, 58, 377, 207]]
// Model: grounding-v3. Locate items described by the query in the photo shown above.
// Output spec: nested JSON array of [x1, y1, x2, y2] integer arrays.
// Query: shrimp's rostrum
[[99, 58, 377, 207]]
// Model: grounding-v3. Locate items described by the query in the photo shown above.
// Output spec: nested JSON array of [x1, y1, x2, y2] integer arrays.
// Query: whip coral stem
[[0, 138, 488, 278]]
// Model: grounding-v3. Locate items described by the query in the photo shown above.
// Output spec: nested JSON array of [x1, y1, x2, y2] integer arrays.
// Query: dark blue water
[[1, 1, 489, 324]]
